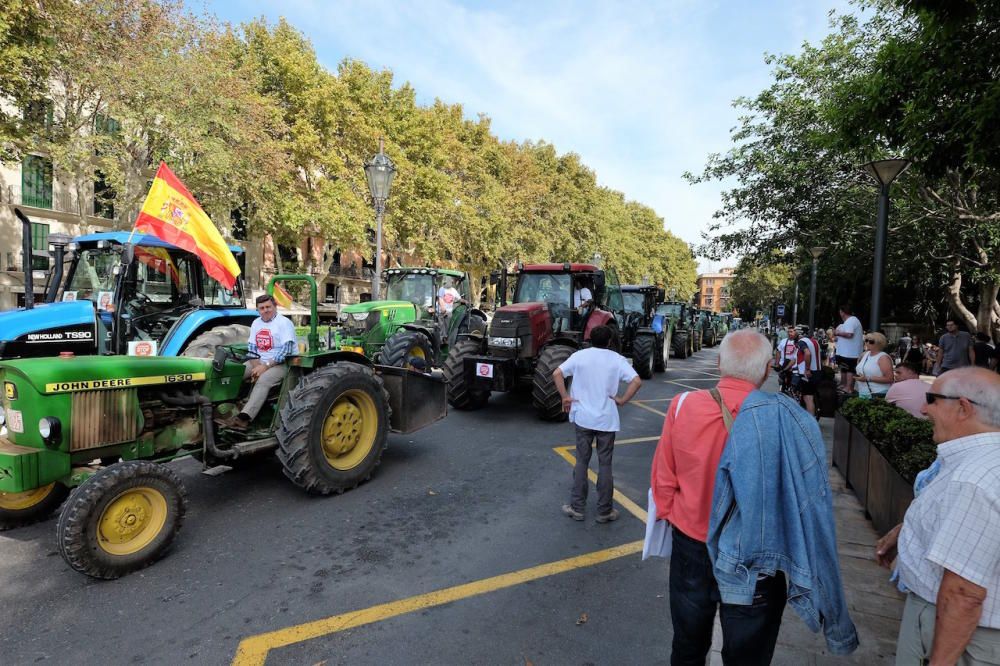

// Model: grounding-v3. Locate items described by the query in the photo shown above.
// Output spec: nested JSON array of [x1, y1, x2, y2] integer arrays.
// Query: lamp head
[[364, 137, 396, 201], [861, 158, 911, 186], [809, 246, 827, 260]]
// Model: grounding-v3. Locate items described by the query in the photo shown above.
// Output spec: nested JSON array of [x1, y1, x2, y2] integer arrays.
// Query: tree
[[729, 253, 794, 319]]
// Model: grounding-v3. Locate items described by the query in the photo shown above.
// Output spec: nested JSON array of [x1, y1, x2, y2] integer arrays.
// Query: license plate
[[476, 363, 494, 379]]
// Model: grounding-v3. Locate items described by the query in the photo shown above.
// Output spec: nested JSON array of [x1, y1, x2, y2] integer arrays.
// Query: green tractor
[[657, 302, 697, 358], [0, 274, 446, 579], [696, 308, 723, 348], [337, 267, 486, 370], [620, 285, 669, 379]]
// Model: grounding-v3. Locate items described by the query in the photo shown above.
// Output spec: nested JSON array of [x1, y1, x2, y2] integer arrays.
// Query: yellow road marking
[[552, 446, 648, 522], [232, 540, 644, 665], [615, 435, 661, 445], [630, 401, 667, 417]]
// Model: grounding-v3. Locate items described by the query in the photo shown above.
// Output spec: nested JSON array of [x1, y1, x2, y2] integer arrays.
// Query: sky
[[203, 0, 852, 271]]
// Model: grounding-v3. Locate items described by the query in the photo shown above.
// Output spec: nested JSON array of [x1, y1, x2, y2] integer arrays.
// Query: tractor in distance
[[0, 274, 446, 579], [620, 284, 669, 379], [442, 262, 625, 421], [697, 308, 725, 348], [0, 208, 258, 361], [714, 312, 731, 340], [656, 301, 698, 358], [335, 267, 486, 370]]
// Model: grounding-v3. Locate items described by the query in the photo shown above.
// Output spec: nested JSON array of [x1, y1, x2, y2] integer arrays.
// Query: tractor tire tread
[[380, 330, 434, 371], [442, 339, 489, 410], [633, 334, 655, 379], [181, 324, 251, 358], [532, 345, 575, 422]]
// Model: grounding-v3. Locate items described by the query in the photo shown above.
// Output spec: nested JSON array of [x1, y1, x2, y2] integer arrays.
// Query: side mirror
[[657, 288, 665, 301], [120, 243, 134, 267], [593, 274, 606, 291]]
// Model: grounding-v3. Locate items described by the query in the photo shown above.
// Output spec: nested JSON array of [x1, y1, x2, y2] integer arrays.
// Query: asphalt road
[[0, 346, 727, 665]]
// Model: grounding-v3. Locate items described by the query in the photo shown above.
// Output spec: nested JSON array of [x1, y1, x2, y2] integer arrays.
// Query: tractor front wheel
[[632, 334, 655, 379], [57, 461, 187, 579], [277, 363, 389, 495], [0, 482, 69, 530], [443, 339, 490, 410], [672, 332, 690, 359], [654, 333, 668, 372], [181, 324, 251, 358], [380, 330, 434, 372], [532, 345, 574, 421]]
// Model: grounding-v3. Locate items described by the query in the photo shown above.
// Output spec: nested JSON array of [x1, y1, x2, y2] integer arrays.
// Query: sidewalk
[[710, 415, 906, 664]]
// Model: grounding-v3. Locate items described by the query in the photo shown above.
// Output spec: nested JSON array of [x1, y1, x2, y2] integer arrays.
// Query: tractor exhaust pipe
[[14, 208, 34, 309], [45, 233, 73, 303]]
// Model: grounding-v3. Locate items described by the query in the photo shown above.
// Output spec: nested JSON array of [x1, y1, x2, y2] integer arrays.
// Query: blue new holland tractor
[[0, 209, 257, 360]]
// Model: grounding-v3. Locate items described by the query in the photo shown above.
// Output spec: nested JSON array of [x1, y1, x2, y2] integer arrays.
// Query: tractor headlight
[[38, 417, 61, 445], [489, 336, 519, 348], [351, 312, 370, 321]]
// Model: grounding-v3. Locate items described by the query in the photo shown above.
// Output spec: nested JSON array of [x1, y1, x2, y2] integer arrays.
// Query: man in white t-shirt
[[573, 285, 593, 309], [437, 277, 462, 314], [219, 294, 297, 431], [834, 305, 864, 393], [553, 325, 642, 523]]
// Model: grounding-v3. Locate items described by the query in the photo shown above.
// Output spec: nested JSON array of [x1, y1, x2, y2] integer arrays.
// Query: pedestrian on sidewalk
[[553, 325, 641, 523], [795, 326, 822, 416], [938, 319, 975, 373], [875, 368, 1000, 665], [834, 305, 864, 393], [886, 360, 929, 419], [856, 331, 894, 399], [650, 329, 790, 664]]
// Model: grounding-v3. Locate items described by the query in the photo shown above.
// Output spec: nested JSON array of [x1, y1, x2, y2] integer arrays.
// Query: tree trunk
[[977, 281, 1000, 336], [945, 257, 978, 332]]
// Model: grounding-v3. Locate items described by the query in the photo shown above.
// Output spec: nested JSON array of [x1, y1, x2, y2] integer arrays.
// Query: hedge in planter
[[839, 397, 936, 484]]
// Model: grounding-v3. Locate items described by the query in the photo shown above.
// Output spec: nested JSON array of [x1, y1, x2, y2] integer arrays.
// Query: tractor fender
[[583, 309, 616, 341], [160, 308, 258, 356], [312, 350, 375, 370], [544, 336, 581, 351], [637, 327, 657, 336], [401, 322, 438, 345]]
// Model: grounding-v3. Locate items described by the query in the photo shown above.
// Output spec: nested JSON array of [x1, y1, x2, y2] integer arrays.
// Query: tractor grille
[[70, 389, 139, 451]]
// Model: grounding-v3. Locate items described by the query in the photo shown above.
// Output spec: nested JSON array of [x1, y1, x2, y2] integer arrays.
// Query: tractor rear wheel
[[672, 332, 690, 359], [443, 339, 489, 410], [181, 324, 251, 358], [380, 330, 434, 372], [633, 334, 655, 379], [705, 332, 717, 347], [57, 461, 187, 579], [276, 363, 390, 495], [0, 482, 69, 530], [532, 345, 574, 421], [654, 334, 668, 372]]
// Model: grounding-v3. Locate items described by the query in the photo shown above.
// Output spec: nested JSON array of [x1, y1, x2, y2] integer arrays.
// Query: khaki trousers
[[897, 593, 1000, 665], [241, 360, 287, 420]]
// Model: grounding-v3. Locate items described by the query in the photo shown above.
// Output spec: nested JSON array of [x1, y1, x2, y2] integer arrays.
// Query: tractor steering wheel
[[226, 347, 260, 364]]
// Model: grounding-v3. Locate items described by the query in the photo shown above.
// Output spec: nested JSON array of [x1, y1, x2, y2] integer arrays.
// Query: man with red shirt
[[650, 329, 783, 665]]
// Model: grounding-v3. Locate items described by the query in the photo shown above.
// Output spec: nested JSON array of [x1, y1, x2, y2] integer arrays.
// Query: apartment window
[[325, 283, 340, 303], [24, 99, 54, 136], [31, 222, 50, 271], [94, 170, 115, 219], [22, 155, 53, 209], [94, 113, 120, 135]]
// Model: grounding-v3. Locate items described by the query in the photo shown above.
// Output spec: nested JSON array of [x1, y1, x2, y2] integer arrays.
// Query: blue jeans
[[670, 529, 786, 665]]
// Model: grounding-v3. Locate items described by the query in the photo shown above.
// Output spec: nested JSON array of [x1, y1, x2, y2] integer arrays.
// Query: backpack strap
[[709, 387, 735, 433]]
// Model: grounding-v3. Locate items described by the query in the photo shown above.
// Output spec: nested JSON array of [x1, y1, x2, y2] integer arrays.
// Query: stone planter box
[[847, 425, 870, 507], [832, 412, 852, 476], [866, 445, 915, 535]]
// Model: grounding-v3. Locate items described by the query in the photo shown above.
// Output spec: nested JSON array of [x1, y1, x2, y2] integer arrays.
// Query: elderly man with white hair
[[875, 367, 1000, 665]]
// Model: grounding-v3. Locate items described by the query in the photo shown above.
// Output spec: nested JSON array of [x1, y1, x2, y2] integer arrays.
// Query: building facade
[[695, 268, 735, 313]]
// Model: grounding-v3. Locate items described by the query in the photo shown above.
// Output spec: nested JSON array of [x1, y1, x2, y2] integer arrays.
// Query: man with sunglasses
[[874, 367, 1000, 665]]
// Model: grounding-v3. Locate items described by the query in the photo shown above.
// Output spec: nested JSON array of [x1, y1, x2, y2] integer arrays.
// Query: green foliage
[[840, 396, 936, 482], [729, 251, 793, 315]]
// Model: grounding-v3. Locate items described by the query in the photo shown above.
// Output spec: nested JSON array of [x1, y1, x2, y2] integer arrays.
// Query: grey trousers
[[571, 426, 616, 515], [241, 361, 287, 420], [897, 593, 1000, 665]]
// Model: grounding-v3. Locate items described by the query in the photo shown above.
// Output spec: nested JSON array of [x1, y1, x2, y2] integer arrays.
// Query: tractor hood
[[495, 302, 548, 317], [341, 300, 417, 315], [0, 300, 94, 342], [0, 355, 215, 397]]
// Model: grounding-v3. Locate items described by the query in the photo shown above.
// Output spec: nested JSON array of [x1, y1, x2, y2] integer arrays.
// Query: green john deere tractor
[[0, 274, 446, 579], [337, 267, 486, 370], [657, 302, 697, 358]]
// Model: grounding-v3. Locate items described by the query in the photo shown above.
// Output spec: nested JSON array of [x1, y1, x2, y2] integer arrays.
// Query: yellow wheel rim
[[321, 389, 378, 471], [97, 487, 168, 556], [0, 483, 55, 511], [406, 345, 427, 370]]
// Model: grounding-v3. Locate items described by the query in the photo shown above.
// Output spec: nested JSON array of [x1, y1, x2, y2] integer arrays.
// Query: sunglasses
[[864, 338, 876, 343], [925, 392, 981, 406]]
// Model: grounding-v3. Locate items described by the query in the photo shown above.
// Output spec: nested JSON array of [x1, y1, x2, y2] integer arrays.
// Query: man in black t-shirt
[[973, 332, 994, 369]]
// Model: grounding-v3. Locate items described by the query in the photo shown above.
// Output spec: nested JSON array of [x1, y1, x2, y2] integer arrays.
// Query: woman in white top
[[855, 331, 894, 397]]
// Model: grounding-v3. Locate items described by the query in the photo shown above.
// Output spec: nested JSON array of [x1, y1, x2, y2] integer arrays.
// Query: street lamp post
[[792, 269, 802, 327], [861, 158, 910, 332], [364, 138, 396, 299], [807, 246, 826, 332]]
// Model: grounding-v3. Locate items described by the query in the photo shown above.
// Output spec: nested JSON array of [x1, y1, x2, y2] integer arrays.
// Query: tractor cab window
[[199, 264, 242, 307], [386, 272, 435, 309], [656, 303, 682, 318], [515, 273, 570, 306], [64, 248, 117, 303], [622, 291, 646, 315]]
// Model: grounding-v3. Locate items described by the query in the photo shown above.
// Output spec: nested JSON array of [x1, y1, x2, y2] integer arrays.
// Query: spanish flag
[[273, 282, 293, 308], [133, 162, 241, 289]]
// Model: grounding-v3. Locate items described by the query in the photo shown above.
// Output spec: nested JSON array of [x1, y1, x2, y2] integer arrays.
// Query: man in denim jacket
[[707, 380, 860, 655]]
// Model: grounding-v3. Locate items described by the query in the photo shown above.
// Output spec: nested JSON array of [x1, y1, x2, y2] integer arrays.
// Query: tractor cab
[[0, 226, 256, 360], [620, 285, 668, 379]]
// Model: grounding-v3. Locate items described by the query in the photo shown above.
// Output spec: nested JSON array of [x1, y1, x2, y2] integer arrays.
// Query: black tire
[[672, 331, 690, 359], [443, 339, 489, 410], [532, 345, 575, 422], [654, 333, 668, 372], [181, 324, 251, 358], [705, 332, 717, 347], [0, 483, 69, 530], [633, 334, 655, 379], [380, 329, 434, 372], [276, 362, 390, 495], [57, 461, 187, 579]]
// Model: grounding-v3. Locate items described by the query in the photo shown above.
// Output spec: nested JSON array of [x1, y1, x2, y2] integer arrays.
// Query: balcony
[[328, 264, 374, 280]]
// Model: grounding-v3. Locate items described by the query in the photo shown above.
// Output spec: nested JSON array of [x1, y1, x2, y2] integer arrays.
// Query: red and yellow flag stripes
[[273, 282, 293, 308], [133, 162, 241, 289]]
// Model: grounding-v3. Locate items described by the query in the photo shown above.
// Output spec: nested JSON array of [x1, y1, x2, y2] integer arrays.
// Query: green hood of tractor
[[341, 300, 417, 315], [0, 355, 216, 396]]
